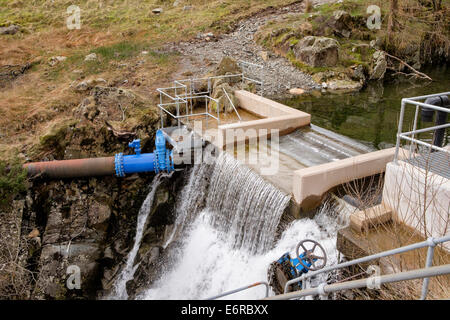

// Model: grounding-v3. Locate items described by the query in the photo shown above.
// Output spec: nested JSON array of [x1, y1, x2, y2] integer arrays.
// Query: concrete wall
[[382, 161, 450, 251], [292, 148, 400, 210], [215, 90, 311, 147]]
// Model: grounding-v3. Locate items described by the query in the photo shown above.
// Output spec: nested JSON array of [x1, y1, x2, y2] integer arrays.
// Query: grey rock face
[[370, 50, 387, 81], [294, 36, 340, 67]]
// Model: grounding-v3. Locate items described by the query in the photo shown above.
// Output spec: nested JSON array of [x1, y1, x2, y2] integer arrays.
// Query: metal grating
[[404, 150, 450, 179]]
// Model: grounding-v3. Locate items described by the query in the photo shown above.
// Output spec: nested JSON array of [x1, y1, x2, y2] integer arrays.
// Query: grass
[[0, 158, 27, 209]]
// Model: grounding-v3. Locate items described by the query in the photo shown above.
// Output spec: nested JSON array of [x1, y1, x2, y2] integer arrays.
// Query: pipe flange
[[154, 152, 160, 174], [115, 153, 125, 177]]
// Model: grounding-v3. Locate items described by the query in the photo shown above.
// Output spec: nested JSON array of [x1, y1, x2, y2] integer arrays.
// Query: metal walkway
[[405, 150, 450, 179]]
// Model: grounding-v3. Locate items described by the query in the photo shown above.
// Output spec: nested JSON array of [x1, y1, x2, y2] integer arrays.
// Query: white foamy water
[[140, 205, 342, 300], [114, 151, 346, 300]]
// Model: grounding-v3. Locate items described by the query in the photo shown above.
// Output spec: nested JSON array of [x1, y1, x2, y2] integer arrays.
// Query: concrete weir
[[201, 90, 398, 212], [214, 90, 311, 147]]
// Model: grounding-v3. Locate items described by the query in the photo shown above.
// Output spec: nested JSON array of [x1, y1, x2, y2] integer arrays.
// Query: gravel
[[166, 1, 328, 97]]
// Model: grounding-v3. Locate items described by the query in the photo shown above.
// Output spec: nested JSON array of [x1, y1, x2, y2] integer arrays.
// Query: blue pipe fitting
[[114, 130, 174, 177], [115, 153, 125, 177], [128, 139, 141, 156]]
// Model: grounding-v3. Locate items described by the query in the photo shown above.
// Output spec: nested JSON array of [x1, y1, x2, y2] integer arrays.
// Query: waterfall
[[111, 151, 342, 300], [204, 152, 291, 254], [108, 172, 172, 300], [138, 152, 301, 299], [166, 152, 290, 255]]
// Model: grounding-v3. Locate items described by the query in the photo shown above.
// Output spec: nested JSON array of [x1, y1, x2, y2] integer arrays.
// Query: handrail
[[265, 264, 450, 300], [204, 235, 450, 300], [394, 92, 450, 164], [284, 235, 450, 297], [157, 71, 263, 130], [223, 88, 242, 122], [206, 282, 270, 300]]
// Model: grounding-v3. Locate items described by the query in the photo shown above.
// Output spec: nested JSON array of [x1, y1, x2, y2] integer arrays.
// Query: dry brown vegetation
[[338, 146, 449, 300], [0, 0, 298, 162]]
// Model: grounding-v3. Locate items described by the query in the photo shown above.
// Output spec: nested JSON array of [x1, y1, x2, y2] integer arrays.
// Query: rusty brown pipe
[[24, 157, 115, 179]]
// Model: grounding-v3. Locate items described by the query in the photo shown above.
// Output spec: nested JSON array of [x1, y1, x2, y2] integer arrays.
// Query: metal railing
[[206, 282, 270, 300], [394, 92, 450, 165], [223, 87, 242, 122], [283, 235, 450, 300], [156, 61, 263, 131], [207, 235, 450, 300], [266, 264, 450, 300]]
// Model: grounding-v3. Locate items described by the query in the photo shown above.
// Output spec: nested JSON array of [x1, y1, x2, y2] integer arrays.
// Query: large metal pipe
[[421, 95, 449, 148], [24, 130, 176, 179], [24, 157, 115, 179]]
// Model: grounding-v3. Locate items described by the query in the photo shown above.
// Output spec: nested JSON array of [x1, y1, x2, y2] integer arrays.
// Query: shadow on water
[[279, 65, 450, 150]]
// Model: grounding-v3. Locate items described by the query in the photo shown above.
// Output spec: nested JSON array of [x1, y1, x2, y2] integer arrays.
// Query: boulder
[[369, 50, 387, 81], [0, 25, 20, 35], [327, 79, 363, 91], [215, 56, 242, 76], [351, 64, 366, 82], [294, 36, 340, 67], [331, 10, 352, 38], [210, 82, 239, 113]]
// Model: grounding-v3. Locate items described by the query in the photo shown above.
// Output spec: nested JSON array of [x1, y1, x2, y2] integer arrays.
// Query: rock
[[293, 36, 340, 67], [215, 56, 242, 76], [88, 201, 111, 230], [298, 22, 313, 35], [73, 78, 107, 92], [0, 25, 20, 35], [210, 82, 239, 113], [0, 64, 32, 87], [289, 88, 305, 95], [183, 5, 193, 11], [332, 10, 352, 38], [259, 51, 269, 62], [35, 243, 102, 299], [369, 38, 383, 50], [84, 53, 98, 62], [152, 8, 163, 14], [352, 64, 366, 82], [74, 81, 89, 92], [327, 79, 363, 91], [48, 56, 67, 66], [103, 246, 114, 260], [369, 50, 387, 81], [173, 0, 182, 6], [28, 228, 40, 239]]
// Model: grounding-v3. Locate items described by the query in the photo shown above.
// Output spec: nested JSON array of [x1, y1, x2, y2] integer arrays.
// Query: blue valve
[[128, 139, 141, 156]]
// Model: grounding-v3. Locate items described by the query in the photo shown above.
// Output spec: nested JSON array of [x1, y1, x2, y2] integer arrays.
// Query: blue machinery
[[24, 130, 175, 179], [114, 130, 174, 177]]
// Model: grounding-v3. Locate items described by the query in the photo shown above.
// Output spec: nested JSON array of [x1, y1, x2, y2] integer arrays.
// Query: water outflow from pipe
[[138, 153, 345, 300], [108, 172, 173, 300]]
